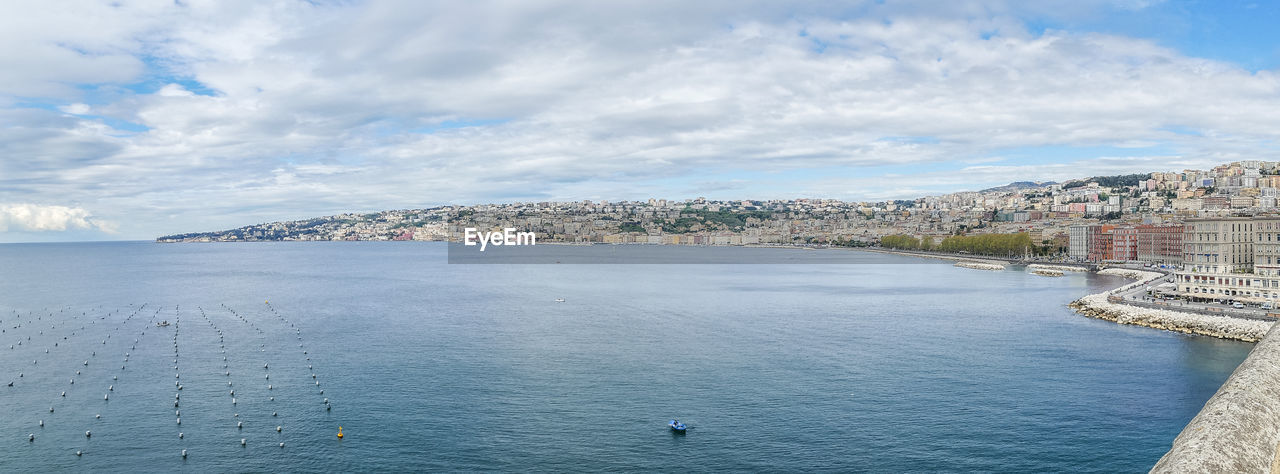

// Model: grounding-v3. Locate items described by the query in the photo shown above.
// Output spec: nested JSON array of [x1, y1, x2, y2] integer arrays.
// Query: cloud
[[0, 1, 1278, 239], [0, 203, 114, 233]]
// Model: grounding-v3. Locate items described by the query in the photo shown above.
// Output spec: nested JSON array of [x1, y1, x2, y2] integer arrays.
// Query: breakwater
[[954, 261, 1006, 271], [1069, 270, 1272, 343], [1027, 264, 1089, 273]]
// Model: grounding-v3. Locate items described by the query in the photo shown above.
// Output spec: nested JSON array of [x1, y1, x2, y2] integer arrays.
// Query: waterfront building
[[1113, 227, 1139, 262], [1087, 224, 1115, 263], [1176, 217, 1272, 301], [1136, 224, 1184, 266], [1181, 217, 1255, 274], [1069, 224, 1092, 260]]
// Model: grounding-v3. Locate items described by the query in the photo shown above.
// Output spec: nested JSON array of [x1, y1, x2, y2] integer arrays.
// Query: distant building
[[1136, 224, 1184, 266], [1069, 224, 1092, 260]]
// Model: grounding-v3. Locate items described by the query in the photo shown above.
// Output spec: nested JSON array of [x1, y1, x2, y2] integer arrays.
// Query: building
[[1069, 224, 1092, 260], [1112, 227, 1139, 262], [1177, 218, 1267, 301], [1136, 224, 1184, 266], [1087, 224, 1115, 262]]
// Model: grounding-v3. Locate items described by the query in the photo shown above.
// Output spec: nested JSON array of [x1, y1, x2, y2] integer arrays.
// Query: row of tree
[[879, 232, 1037, 257]]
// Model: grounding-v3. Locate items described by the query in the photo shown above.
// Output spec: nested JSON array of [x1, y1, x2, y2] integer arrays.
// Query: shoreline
[[864, 247, 1274, 342], [1071, 270, 1272, 342]]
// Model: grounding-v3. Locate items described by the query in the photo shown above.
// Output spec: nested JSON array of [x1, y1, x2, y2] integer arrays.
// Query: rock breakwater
[[954, 261, 1006, 271], [1069, 268, 1272, 342]]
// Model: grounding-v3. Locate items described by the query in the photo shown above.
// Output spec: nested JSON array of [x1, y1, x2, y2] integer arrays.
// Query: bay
[[0, 242, 1251, 472]]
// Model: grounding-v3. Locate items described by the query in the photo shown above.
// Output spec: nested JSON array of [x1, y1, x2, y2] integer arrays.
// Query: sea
[[0, 242, 1253, 472]]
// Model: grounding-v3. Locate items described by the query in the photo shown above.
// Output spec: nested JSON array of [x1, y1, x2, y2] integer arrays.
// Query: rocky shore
[[1069, 270, 1273, 342], [1027, 263, 1088, 273], [954, 261, 1006, 271]]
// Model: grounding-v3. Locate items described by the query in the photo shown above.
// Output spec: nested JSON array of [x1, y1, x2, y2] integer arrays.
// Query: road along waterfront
[[1069, 270, 1274, 342]]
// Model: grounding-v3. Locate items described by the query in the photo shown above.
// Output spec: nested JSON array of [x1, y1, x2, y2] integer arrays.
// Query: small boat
[[157, 321, 170, 327], [554, 298, 565, 303], [668, 419, 686, 433]]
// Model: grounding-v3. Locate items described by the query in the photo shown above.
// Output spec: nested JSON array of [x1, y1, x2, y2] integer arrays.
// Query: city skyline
[[4, 1, 1280, 242]]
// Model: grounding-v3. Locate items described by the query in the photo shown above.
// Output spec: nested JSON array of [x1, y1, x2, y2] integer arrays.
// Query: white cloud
[[59, 103, 91, 115], [0, 1, 1277, 239], [0, 203, 114, 233]]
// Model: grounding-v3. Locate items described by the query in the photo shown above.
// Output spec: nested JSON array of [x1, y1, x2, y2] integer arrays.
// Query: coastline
[[861, 247, 1274, 342]]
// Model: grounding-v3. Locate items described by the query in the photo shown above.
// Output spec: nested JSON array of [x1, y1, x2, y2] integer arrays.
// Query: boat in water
[[156, 321, 170, 327], [668, 419, 686, 433]]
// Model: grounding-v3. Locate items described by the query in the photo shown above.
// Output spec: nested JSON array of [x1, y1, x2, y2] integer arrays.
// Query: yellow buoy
[[337, 426, 344, 439]]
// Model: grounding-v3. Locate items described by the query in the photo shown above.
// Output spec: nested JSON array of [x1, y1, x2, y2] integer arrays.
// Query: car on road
[[1233, 302, 1245, 309]]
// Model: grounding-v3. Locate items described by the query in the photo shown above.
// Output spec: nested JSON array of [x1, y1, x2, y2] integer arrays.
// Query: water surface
[[0, 242, 1252, 472]]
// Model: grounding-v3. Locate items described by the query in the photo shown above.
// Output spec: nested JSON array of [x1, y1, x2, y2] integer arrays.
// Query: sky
[[2, 0, 1280, 242]]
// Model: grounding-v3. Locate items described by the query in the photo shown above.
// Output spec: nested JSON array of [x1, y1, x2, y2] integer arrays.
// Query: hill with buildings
[[157, 161, 1280, 260]]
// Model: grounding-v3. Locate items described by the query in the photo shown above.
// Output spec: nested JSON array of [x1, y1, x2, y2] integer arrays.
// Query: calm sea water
[[0, 242, 1253, 472]]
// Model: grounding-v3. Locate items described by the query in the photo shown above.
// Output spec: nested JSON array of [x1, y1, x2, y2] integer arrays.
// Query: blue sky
[[1, 0, 1278, 241]]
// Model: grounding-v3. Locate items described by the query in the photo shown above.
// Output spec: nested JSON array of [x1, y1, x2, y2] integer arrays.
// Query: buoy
[[337, 426, 343, 439]]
